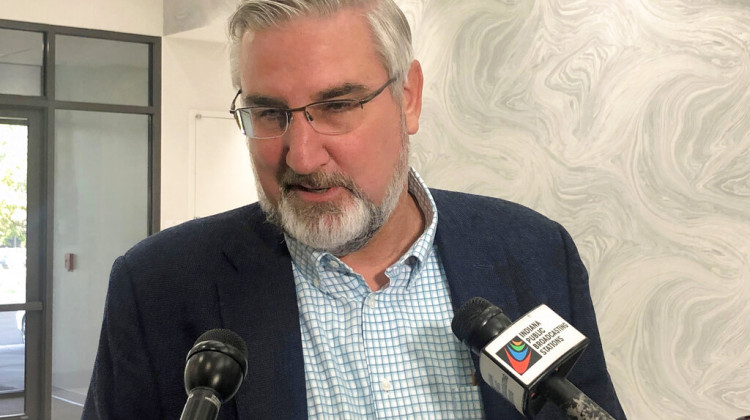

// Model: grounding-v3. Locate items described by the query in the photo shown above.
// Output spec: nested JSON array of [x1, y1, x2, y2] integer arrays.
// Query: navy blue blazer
[[83, 189, 625, 419]]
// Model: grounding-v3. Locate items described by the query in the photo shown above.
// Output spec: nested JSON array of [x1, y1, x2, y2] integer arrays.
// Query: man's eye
[[320, 101, 358, 113], [254, 108, 285, 120]]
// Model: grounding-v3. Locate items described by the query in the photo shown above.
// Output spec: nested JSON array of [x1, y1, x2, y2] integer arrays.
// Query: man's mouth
[[279, 170, 358, 200], [294, 185, 332, 194]]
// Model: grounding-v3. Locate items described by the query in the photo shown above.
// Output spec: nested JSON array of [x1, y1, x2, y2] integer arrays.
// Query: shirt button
[[380, 379, 392, 392], [367, 295, 377, 308], [329, 260, 340, 268]]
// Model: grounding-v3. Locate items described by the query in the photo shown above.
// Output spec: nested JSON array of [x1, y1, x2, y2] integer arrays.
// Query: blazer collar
[[216, 206, 307, 419]]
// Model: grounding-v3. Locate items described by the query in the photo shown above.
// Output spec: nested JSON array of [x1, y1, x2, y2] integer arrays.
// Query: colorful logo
[[496, 336, 541, 375]]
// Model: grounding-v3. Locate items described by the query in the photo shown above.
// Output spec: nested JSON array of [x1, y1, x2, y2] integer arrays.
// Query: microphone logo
[[497, 336, 542, 375]]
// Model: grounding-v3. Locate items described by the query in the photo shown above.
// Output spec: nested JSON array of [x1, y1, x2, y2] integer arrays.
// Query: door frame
[[0, 107, 46, 420]]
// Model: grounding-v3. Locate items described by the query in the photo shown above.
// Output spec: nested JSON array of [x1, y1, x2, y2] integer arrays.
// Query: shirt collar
[[286, 167, 438, 291]]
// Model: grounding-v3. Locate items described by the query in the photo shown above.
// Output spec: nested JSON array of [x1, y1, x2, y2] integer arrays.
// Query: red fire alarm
[[65, 253, 75, 271]]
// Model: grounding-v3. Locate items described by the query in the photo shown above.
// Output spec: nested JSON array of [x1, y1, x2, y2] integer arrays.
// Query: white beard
[[254, 135, 409, 256]]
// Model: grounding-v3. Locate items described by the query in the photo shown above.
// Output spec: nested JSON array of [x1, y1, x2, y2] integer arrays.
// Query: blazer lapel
[[432, 190, 524, 320], [432, 190, 526, 419], [216, 208, 307, 419]]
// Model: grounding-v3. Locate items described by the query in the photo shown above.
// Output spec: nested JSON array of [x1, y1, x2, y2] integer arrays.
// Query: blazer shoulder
[[430, 188, 560, 235], [122, 203, 280, 267]]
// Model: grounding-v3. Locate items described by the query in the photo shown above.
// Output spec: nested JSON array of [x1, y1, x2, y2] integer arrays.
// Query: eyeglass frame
[[229, 77, 397, 139]]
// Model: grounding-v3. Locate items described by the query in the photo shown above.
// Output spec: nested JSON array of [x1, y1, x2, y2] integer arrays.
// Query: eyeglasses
[[229, 78, 396, 139]]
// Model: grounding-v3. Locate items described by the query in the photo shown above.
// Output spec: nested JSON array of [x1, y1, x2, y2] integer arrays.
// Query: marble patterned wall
[[397, 0, 750, 418]]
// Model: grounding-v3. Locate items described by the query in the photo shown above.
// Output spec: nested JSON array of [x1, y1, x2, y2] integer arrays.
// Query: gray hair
[[227, 0, 413, 93]]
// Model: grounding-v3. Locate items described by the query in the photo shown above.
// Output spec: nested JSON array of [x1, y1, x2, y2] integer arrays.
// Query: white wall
[[1, 0, 162, 36], [160, 36, 238, 227]]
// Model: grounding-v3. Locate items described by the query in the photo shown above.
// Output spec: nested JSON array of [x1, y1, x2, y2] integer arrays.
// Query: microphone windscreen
[[451, 297, 494, 342], [194, 328, 248, 360], [452, 297, 514, 354]]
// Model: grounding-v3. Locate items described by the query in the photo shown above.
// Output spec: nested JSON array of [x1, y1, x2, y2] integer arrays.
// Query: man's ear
[[401, 59, 424, 135]]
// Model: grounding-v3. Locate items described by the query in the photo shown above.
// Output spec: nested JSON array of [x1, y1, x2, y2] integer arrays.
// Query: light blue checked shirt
[[287, 168, 485, 419]]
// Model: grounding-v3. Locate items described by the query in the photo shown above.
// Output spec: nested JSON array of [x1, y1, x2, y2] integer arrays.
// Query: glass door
[[0, 109, 44, 420]]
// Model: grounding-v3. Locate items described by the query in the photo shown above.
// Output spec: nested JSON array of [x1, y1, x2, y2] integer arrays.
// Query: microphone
[[452, 297, 615, 420], [180, 329, 249, 420]]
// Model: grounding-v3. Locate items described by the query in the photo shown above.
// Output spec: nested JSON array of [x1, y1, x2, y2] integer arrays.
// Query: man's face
[[238, 8, 422, 254]]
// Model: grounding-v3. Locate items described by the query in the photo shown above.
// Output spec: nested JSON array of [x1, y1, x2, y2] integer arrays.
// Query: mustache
[[279, 169, 365, 200]]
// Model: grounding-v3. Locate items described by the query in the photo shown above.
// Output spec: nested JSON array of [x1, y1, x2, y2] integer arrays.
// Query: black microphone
[[180, 329, 249, 420], [452, 297, 615, 420]]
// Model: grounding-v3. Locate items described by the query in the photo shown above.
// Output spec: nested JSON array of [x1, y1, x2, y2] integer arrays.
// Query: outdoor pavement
[[0, 311, 24, 392]]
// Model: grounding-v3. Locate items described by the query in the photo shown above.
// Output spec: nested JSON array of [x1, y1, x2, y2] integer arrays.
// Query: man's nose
[[283, 110, 331, 175]]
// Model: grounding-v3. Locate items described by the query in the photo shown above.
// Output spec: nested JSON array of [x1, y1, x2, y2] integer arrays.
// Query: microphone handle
[[539, 375, 615, 420], [179, 387, 221, 420]]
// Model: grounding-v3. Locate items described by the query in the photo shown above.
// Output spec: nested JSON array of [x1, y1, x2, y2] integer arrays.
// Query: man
[[83, 0, 625, 418]]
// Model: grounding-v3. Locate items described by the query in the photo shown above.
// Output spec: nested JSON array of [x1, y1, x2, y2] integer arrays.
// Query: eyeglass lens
[[239, 100, 363, 138]]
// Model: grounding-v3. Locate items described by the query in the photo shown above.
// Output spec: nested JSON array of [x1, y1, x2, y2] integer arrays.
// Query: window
[[0, 19, 160, 420]]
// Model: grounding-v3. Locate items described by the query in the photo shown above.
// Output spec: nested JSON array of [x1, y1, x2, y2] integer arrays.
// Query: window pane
[[52, 110, 149, 416], [0, 121, 28, 305], [0, 120, 29, 416], [55, 36, 149, 106], [0, 310, 25, 417], [0, 29, 44, 97]]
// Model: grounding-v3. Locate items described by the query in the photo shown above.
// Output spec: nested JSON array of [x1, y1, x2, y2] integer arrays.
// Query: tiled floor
[[0, 390, 84, 419]]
